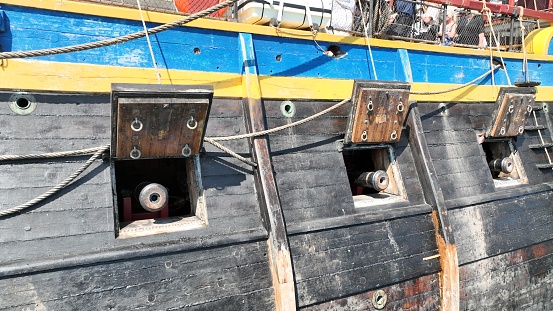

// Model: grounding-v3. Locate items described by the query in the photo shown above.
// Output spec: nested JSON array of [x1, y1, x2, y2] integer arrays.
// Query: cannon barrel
[[489, 157, 514, 174], [134, 182, 169, 212], [354, 170, 389, 191]]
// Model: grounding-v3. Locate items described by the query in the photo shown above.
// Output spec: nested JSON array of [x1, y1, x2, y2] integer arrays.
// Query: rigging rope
[[0, 0, 240, 59], [411, 65, 501, 95], [205, 97, 351, 142], [358, 0, 378, 80], [137, 0, 162, 84], [0, 145, 109, 217], [0, 146, 109, 161], [481, 6, 512, 86]]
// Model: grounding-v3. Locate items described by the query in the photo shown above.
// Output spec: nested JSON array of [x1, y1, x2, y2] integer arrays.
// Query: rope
[[0, 146, 109, 161], [411, 65, 500, 95], [519, 16, 530, 83], [204, 138, 258, 167], [137, 0, 162, 84], [481, 6, 512, 86], [0, 0, 240, 59], [0, 145, 109, 217], [206, 97, 351, 141], [358, 0, 378, 80], [203, 97, 350, 166]]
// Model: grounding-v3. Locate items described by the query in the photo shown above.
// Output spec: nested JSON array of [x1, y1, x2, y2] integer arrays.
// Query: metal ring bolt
[[181, 144, 192, 157], [367, 101, 374, 112], [500, 127, 506, 136], [187, 116, 198, 130], [527, 105, 533, 113], [361, 130, 368, 142], [131, 118, 143, 132], [518, 126, 524, 134], [397, 102, 404, 113], [508, 105, 514, 114], [390, 130, 398, 140], [130, 146, 141, 159]]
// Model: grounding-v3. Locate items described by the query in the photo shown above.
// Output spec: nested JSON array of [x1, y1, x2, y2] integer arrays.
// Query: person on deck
[[386, 0, 416, 38], [437, 8, 457, 45], [413, 4, 441, 41], [454, 10, 486, 48]]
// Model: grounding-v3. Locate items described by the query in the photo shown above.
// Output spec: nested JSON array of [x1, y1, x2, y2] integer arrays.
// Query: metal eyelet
[[130, 146, 141, 159], [361, 130, 368, 141], [508, 105, 514, 114], [518, 126, 524, 134], [181, 144, 192, 157], [499, 127, 506, 136], [526, 105, 533, 113], [390, 130, 398, 140], [367, 101, 374, 112], [187, 116, 198, 130], [131, 118, 143, 132], [397, 102, 404, 113]]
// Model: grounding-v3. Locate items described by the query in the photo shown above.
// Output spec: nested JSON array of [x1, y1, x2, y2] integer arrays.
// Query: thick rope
[[0, 146, 109, 161], [204, 138, 258, 167], [0, 145, 109, 217], [137, 0, 162, 84], [203, 97, 351, 166], [481, 6, 512, 86], [0, 0, 239, 59], [206, 97, 351, 142], [411, 65, 500, 95]]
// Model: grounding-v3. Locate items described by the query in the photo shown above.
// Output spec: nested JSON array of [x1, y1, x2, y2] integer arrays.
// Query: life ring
[[174, 0, 228, 18]]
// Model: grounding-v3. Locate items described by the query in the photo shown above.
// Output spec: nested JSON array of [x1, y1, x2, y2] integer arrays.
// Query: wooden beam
[[238, 33, 296, 311], [406, 104, 460, 311]]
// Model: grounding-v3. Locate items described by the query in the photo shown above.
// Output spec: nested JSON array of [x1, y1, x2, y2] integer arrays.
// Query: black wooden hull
[[0, 89, 551, 310]]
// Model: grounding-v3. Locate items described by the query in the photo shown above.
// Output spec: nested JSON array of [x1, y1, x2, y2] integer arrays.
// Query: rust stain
[[431, 211, 460, 311]]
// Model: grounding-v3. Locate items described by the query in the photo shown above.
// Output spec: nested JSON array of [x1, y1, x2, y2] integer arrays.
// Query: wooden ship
[[0, 0, 552, 309]]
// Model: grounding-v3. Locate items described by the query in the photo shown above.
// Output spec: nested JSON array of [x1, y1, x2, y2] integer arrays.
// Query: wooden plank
[[407, 104, 460, 311], [458, 239, 553, 311], [290, 217, 439, 306], [268, 134, 343, 154], [239, 33, 295, 310], [0, 241, 275, 310], [300, 273, 440, 310]]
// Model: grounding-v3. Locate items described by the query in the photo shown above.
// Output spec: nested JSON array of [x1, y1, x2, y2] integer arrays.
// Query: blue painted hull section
[[1, 4, 552, 86]]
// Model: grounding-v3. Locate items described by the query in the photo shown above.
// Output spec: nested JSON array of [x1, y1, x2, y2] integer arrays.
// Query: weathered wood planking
[[300, 273, 440, 310], [0, 241, 275, 310], [459, 239, 553, 310], [450, 191, 553, 265], [267, 100, 426, 227], [0, 92, 268, 293], [290, 215, 440, 307]]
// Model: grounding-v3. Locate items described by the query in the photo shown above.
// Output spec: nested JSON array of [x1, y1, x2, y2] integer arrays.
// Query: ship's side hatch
[[483, 87, 534, 187], [110, 84, 213, 238], [343, 81, 410, 207]]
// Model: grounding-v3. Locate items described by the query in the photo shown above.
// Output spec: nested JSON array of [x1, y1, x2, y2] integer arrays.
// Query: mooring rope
[[203, 97, 351, 166], [0, 0, 240, 59], [206, 97, 351, 142], [0, 145, 109, 217], [0, 146, 109, 161], [410, 65, 501, 95]]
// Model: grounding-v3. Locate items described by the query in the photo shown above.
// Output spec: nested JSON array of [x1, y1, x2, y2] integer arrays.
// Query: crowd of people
[[329, 0, 488, 48]]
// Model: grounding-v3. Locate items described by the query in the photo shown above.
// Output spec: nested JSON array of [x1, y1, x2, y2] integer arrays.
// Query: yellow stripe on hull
[[2, 59, 553, 102]]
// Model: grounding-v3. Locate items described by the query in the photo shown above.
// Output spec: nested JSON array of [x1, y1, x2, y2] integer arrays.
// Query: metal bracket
[[486, 87, 536, 138], [344, 81, 411, 144]]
